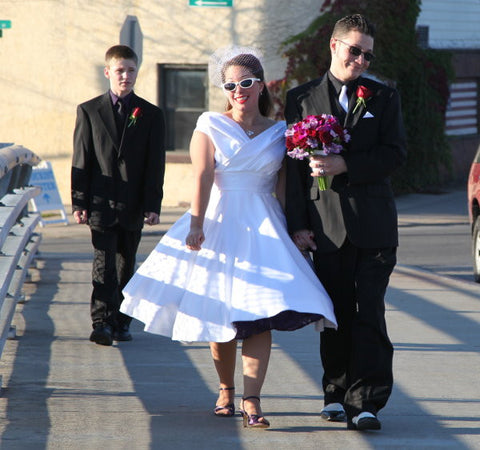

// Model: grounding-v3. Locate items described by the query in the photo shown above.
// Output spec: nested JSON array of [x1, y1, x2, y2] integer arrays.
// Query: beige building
[[1, 0, 324, 208]]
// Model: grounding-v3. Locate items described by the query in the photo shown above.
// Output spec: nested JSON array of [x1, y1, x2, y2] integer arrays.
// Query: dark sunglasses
[[336, 39, 375, 62], [222, 78, 260, 91]]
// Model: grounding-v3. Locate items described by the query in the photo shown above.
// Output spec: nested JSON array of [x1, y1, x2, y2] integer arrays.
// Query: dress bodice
[[195, 112, 287, 193]]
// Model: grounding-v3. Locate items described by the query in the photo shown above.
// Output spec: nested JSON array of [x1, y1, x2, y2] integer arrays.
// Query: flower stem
[[317, 176, 329, 191]]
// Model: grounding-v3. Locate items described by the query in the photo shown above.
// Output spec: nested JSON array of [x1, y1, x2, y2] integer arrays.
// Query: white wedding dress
[[120, 112, 336, 342]]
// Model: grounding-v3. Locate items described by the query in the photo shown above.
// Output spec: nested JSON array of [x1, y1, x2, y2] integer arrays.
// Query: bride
[[120, 46, 336, 429]]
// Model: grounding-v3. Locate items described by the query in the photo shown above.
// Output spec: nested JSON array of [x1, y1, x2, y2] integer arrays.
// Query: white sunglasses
[[222, 78, 261, 91]]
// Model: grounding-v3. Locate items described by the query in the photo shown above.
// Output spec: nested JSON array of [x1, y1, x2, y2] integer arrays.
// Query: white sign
[[30, 161, 68, 226]]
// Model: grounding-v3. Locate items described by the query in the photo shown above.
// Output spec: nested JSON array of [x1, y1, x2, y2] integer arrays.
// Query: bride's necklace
[[238, 121, 256, 136], [233, 114, 260, 137]]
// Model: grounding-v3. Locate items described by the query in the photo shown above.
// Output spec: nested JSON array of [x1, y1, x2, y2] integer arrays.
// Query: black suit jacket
[[284, 75, 407, 251], [72, 92, 166, 230]]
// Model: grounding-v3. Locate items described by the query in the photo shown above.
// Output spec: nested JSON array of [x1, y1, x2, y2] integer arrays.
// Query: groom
[[72, 45, 166, 346], [284, 14, 406, 430]]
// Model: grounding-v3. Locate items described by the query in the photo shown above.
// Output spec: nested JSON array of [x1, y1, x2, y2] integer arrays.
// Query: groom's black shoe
[[113, 324, 132, 341], [320, 403, 347, 422], [347, 412, 381, 431], [89, 323, 113, 346]]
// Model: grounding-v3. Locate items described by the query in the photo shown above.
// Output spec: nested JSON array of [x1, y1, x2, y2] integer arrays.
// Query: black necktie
[[116, 99, 125, 120], [115, 99, 126, 134]]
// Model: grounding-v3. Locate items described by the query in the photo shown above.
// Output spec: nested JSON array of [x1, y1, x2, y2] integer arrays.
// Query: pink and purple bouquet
[[285, 114, 350, 190]]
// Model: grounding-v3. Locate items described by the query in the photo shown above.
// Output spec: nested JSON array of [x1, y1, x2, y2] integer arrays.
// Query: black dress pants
[[89, 224, 142, 330], [313, 239, 396, 418]]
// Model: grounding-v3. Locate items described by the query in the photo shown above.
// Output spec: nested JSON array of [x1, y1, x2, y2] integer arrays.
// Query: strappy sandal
[[214, 387, 235, 417], [239, 396, 270, 428]]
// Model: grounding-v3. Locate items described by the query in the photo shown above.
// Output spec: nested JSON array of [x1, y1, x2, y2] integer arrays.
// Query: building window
[[158, 64, 208, 151], [416, 25, 429, 50], [446, 80, 478, 136]]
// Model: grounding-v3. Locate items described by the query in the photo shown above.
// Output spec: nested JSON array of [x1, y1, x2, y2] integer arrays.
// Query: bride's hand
[[186, 228, 205, 251], [292, 229, 317, 251]]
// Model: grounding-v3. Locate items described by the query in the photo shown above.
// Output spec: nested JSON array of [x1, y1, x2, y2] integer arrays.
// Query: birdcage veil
[[208, 45, 265, 88]]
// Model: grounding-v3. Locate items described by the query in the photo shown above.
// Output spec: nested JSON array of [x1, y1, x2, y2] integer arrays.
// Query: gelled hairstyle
[[331, 14, 376, 39]]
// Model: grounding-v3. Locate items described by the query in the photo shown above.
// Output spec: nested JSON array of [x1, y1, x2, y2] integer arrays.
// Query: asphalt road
[[396, 188, 474, 283]]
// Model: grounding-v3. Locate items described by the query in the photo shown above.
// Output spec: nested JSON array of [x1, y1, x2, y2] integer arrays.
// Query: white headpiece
[[208, 45, 264, 88]]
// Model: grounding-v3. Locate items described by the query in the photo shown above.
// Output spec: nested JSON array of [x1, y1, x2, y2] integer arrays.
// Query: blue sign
[[0, 20, 11, 29], [189, 0, 233, 6], [30, 163, 63, 208]]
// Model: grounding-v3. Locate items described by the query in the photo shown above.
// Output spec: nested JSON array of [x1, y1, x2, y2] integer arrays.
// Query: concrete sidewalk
[[0, 192, 479, 449]]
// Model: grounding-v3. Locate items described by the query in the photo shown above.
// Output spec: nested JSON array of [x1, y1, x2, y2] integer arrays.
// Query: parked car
[[467, 146, 480, 282]]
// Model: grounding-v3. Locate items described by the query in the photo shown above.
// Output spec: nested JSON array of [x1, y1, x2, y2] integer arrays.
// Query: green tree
[[270, 0, 454, 192]]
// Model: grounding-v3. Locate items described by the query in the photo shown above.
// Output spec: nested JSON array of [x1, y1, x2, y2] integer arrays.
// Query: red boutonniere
[[128, 107, 142, 127], [352, 85, 373, 114]]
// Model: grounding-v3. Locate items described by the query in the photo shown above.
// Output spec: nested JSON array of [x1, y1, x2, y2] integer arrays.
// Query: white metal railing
[[0, 144, 42, 372]]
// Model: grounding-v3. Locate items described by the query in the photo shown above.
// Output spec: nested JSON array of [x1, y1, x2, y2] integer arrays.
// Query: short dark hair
[[332, 14, 375, 39], [105, 45, 138, 66], [221, 53, 273, 117]]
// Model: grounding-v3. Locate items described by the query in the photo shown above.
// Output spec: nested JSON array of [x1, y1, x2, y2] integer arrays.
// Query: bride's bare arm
[[186, 130, 215, 250]]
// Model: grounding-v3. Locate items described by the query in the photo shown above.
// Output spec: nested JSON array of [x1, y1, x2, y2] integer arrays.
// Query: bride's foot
[[239, 396, 270, 428], [214, 387, 235, 417]]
